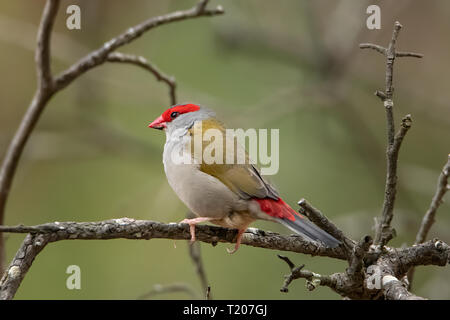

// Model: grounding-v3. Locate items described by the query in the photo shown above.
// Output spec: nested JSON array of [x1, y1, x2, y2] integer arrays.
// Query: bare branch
[[394, 239, 450, 273], [408, 155, 450, 287], [277, 255, 358, 297], [278, 255, 336, 293], [0, 234, 50, 300], [197, 0, 211, 12], [277, 237, 449, 300], [360, 22, 422, 246], [1, 224, 447, 300], [382, 276, 426, 300], [415, 155, 450, 244], [205, 286, 211, 300], [184, 211, 211, 298], [359, 43, 386, 55], [395, 51, 424, 58], [0, 0, 60, 273], [138, 283, 200, 300], [188, 242, 210, 296], [106, 52, 177, 105], [0, 220, 347, 259], [346, 235, 373, 281], [0, 219, 347, 299], [36, 0, 59, 91], [53, 3, 224, 91]]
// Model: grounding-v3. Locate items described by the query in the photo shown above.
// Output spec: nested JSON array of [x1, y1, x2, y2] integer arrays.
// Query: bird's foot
[[226, 228, 246, 254], [180, 217, 213, 244]]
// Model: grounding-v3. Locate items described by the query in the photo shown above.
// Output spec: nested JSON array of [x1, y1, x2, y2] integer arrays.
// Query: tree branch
[[360, 22, 422, 246], [185, 211, 211, 299], [278, 255, 336, 293], [0, 233, 50, 300], [346, 235, 373, 282], [407, 155, 450, 287], [36, 0, 59, 91], [0, 219, 347, 299], [277, 254, 364, 298], [106, 52, 177, 105], [415, 155, 450, 244], [53, 3, 224, 91], [381, 276, 425, 300], [0, 0, 60, 274], [137, 283, 200, 300]]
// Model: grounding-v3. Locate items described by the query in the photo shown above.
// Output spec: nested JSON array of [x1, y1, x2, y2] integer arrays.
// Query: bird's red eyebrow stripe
[[161, 104, 200, 122]]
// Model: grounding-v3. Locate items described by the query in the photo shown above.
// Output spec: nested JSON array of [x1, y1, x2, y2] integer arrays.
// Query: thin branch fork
[[360, 21, 423, 247], [277, 255, 336, 293], [278, 236, 372, 298]]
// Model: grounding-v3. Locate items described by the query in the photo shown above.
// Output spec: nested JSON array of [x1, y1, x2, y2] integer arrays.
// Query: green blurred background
[[0, 0, 449, 299]]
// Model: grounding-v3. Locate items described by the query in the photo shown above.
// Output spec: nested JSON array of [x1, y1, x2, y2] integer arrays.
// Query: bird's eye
[[170, 111, 179, 119]]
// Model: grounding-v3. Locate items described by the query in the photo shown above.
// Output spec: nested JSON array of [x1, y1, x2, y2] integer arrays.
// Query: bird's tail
[[255, 197, 340, 248], [278, 214, 341, 248]]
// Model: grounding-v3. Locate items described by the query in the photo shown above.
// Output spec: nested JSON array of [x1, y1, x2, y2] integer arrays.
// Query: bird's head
[[148, 103, 215, 133]]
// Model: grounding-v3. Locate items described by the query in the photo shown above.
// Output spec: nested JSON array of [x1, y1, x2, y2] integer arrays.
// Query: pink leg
[[226, 228, 247, 254], [180, 217, 214, 243]]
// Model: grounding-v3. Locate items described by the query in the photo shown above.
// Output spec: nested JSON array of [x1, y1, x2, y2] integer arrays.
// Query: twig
[[138, 283, 200, 300], [277, 255, 337, 293], [185, 211, 211, 298], [197, 0, 211, 12], [360, 22, 422, 246], [205, 286, 211, 300], [415, 155, 450, 244], [277, 254, 341, 293], [52, 3, 224, 91], [36, 0, 59, 91], [407, 156, 450, 286], [0, 0, 223, 275], [188, 242, 210, 298], [106, 52, 177, 105], [346, 235, 373, 281]]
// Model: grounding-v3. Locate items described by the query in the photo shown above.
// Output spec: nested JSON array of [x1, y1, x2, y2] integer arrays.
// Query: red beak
[[148, 115, 166, 130]]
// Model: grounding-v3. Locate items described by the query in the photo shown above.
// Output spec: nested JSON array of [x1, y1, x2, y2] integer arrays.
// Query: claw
[[226, 228, 246, 254], [226, 245, 238, 254]]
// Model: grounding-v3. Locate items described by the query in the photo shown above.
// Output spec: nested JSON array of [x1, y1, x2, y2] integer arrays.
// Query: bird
[[148, 103, 340, 253]]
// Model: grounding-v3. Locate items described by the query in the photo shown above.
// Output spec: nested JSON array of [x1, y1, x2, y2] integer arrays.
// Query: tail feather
[[255, 197, 341, 248], [278, 216, 341, 248]]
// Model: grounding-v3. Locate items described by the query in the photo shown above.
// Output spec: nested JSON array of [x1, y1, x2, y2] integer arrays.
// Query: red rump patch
[[161, 104, 200, 122], [255, 198, 303, 221]]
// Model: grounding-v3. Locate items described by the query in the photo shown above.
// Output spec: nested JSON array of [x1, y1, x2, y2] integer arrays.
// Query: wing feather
[[189, 119, 279, 200]]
